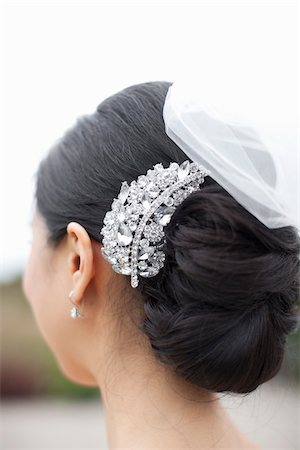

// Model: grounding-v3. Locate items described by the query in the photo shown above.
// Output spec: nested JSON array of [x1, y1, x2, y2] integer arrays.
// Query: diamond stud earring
[[69, 290, 84, 319]]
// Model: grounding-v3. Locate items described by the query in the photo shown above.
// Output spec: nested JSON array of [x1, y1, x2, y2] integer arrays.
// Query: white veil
[[163, 79, 299, 235]]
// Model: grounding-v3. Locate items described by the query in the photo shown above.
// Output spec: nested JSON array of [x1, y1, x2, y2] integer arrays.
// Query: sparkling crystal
[[146, 168, 156, 179], [147, 181, 160, 198], [157, 171, 173, 189], [139, 270, 150, 277], [70, 306, 79, 319], [155, 206, 175, 226], [140, 266, 160, 277], [117, 205, 126, 222], [178, 160, 190, 181], [112, 263, 131, 275], [101, 248, 117, 264], [137, 175, 148, 187], [130, 180, 138, 189], [163, 196, 174, 206], [120, 266, 131, 275], [127, 184, 140, 202], [141, 192, 152, 210], [154, 163, 164, 172], [173, 189, 186, 205], [131, 277, 138, 288], [112, 198, 121, 210], [153, 250, 165, 264], [140, 238, 149, 248], [169, 162, 179, 171], [103, 237, 117, 253], [118, 181, 129, 204], [102, 253, 117, 265], [103, 211, 115, 225], [138, 260, 148, 270], [108, 256, 118, 265], [120, 246, 130, 256], [150, 266, 160, 276], [117, 222, 133, 246], [138, 246, 155, 260], [119, 254, 129, 264], [128, 220, 137, 231], [190, 162, 198, 173], [143, 222, 164, 242]]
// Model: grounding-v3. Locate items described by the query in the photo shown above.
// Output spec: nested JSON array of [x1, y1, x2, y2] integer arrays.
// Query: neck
[[92, 342, 246, 449]]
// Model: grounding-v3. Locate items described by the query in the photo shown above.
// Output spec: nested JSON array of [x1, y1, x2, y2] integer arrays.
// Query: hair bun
[[139, 179, 300, 394]]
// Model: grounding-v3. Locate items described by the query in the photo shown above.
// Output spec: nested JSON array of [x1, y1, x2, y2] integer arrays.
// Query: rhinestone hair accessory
[[100, 160, 211, 288]]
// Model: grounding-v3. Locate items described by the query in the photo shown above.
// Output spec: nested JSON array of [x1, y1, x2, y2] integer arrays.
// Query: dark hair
[[34, 81, 300, 394]]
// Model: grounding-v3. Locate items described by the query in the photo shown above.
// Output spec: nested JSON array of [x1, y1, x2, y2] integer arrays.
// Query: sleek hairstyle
[[34, 81, 300, 394]]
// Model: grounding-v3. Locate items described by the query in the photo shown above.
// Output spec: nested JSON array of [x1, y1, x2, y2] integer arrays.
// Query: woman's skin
[[22, 209, 261, 450]]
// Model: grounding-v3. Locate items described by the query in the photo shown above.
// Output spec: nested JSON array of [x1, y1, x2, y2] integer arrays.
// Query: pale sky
[[1, 0, 298, 282]]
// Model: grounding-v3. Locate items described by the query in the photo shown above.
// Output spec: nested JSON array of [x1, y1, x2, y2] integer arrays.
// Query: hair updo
[[35, 80, 300, 394]]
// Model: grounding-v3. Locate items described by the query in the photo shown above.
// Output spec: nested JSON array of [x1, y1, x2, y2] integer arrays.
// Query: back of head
[[35, 80, 300, 395]]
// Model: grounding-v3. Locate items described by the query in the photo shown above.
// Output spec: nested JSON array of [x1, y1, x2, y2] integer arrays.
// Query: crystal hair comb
[[99, 160, 211, 288]]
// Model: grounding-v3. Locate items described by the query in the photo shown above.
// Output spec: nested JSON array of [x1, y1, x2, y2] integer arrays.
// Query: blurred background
[[1, 1, 299, 449]]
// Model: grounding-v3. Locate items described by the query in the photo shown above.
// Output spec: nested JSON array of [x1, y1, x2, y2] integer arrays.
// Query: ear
[[66, 222, 95, 307]]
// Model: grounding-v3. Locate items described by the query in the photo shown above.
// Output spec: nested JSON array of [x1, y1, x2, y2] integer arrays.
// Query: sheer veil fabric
[[163, 79, 299, 236]]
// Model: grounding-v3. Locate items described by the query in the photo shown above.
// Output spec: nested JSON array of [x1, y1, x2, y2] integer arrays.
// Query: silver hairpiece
[[99, 160, 211, 288]]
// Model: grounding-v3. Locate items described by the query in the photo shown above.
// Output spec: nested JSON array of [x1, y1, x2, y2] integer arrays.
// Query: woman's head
[[22, 81, 300, 394]]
